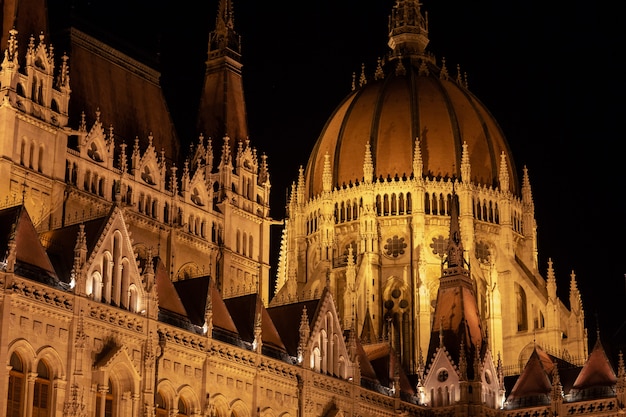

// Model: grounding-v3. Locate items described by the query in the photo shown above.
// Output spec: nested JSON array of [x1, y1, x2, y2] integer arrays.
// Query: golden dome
[[304, 0, 517, 199]]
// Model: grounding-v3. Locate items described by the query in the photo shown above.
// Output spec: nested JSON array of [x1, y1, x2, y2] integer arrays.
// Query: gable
[[306, 289, 354, 380], [82, 206, 147, 312]]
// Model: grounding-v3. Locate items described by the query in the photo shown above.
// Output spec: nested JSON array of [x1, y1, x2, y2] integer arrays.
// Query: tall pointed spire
[[363, 142, 374, 182], [413, 138, 423, 179], [427, 190, 485, 380], [388, 0, 430, 59], [197, 0, 248, 146], [443, 191, 467, 275]]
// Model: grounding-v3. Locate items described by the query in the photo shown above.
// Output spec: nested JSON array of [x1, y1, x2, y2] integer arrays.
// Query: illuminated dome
[[305, 2, 517, 198]]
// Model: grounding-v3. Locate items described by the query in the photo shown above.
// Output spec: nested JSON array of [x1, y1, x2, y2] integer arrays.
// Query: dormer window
[[141, 166, 155, 185], [88, 142, 103, 162], [191, 188, 204, 206]]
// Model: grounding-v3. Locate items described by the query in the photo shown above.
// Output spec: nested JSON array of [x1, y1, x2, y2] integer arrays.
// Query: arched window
[[128, 284, 139, 313], [7, 352, 24, 417], [20, 140, 26, 165], [516, 283, 528, 331], [95, 379, 113, 417], [91, 271, 102, 302], [156, 392, 167, 417], [177, 398, 189, 417], [102, 252, 112, 303], [121, 259, 130, 309], [38, 145, 44, 173], [248, 235, 253, 259], [33, 360, 50, 417], [29, 142, 35, 169]]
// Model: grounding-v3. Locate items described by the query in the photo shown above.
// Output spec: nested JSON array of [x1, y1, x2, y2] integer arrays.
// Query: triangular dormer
[[81, 206, 147, 313], [188, 168, 210, 208], [135, 133, 161, 188], [80, 110, 113, 168], [422, 343, 460, 406], [304, 288, 355, 380]]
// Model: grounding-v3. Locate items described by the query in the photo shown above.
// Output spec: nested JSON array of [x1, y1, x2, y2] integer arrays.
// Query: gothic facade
[[0, 1, 624, 417]]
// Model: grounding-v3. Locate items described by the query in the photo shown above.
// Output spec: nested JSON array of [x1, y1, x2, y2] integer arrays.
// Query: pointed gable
[[0, 205, 57, 283]]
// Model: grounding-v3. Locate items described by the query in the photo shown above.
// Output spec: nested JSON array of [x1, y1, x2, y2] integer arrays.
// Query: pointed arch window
[[156, 392, 167, 417], [33, 360, 50, 417], [177, 398, 189, 417], [516, 283, 528, 331], [96, 379, 113, 417], [7, 353, 24, 417]]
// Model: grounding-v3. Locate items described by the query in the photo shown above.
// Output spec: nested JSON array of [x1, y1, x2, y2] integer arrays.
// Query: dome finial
[[388, 0, 429, 60]]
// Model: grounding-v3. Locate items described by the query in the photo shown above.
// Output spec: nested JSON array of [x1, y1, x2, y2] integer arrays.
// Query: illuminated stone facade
[[0, 1, 624, 417]]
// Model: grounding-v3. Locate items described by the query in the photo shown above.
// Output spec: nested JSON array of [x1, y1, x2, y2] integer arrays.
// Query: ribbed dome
[[304, 0, 517, 199], [304, 58, 518, 199]]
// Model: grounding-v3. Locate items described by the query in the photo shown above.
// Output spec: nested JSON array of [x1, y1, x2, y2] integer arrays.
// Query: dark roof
[[362, 342, 415, 395], [267, 299, 320, 357], [223, 293, 286, 351], [40, 216, 108, 281], [572, 337, 617, 390], [0, 205, 58, 283], [173, 275, 238, 334]]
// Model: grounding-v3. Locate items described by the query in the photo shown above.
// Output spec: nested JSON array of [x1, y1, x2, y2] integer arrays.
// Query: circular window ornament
[[437, 369, 449, 382], [384, 235, 407, 258]]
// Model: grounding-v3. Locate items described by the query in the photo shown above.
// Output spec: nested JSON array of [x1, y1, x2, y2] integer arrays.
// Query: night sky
[[65, 1, 626, 357]]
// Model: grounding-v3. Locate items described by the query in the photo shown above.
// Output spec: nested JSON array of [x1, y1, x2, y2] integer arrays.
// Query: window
[[177, 398, 189, 417], [33, 361, 50, 417], [384, 235, 406, 258], [95, 379, 113, 417], [156, 392, 167, 417], [7, 353, 24, 417], [516, 284, 528, 331]]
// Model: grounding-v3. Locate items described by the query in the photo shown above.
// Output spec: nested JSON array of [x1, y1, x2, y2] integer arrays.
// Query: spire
[[427, 189, 485, 380], [388, 0, 429, 59], [210, 0, 240, 56], [296, 166, 305, 206], [322, 152, 332, 192], [198, 0, 247, 144], [569, 270, 583, 316], [498, 151, 509, 192], [522, 166, 533, 204], [546, 258, 557, 301], [412, 138, 423, 179], [363, 142, 374, 182], [460, 141, 470, 183], [443, 192, 466, 274], [298, 306, 310, 364]]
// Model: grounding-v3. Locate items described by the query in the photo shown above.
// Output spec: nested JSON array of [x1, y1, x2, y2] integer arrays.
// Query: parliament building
[[0, 0, 624, 416]]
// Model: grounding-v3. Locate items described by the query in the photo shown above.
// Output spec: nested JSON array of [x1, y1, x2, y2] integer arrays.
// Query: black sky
[[65, 0, 626, 358]]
